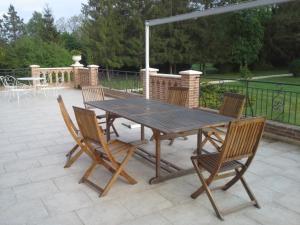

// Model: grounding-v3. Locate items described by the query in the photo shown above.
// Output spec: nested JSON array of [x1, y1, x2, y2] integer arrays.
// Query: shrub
[[289, 59, 300, 77]]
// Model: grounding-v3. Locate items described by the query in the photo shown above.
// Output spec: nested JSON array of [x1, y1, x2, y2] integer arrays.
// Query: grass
[[201, 69, 289, 82]]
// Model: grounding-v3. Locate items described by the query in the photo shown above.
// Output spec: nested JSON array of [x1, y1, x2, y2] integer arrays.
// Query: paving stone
[[119, 190, 173, 217], [0, 199, 48, 225], [0, 171, 31, 189], [28, 212, 84, 225], [42, 190, 93, 215], [76, 200, 134, 225], [4, 159, 41, 172], [13, 180, 59, 201]]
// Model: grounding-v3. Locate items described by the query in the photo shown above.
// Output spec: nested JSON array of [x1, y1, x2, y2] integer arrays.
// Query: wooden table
[[87, 98, 232, 184]]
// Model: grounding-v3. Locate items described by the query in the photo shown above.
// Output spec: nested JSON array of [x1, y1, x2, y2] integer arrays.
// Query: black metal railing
[[98, 69, 142, 94], [200, 79, 300, 126]]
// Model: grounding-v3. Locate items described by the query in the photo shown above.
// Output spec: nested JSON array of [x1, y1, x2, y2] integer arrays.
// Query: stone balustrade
[[30, 64, 99, 88]]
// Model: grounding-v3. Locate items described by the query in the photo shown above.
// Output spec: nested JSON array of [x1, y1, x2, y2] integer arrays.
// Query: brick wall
[[141, 69, 201, 108]]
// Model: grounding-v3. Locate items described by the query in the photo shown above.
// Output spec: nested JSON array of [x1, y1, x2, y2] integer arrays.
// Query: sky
[[0, 0, 87, 22]]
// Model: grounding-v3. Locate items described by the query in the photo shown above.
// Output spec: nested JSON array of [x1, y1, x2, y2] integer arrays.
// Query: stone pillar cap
[[30, 65, 40, 68], [179, 70, 202, 75], [71, 64, 84, 67], [87, 65, 99, 68], [140, 68, 159, 72]]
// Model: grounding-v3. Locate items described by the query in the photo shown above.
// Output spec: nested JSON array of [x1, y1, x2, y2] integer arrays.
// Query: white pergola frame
[[144, 0, 294, 99]]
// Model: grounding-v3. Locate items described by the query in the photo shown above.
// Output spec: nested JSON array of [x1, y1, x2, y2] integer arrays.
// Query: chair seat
[[93, 139, 134, 157], [197, 153, 242, 173]]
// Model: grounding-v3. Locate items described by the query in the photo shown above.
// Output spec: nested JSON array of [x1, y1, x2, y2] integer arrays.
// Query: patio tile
[[28, 212, 83, 225], [4, 158, 41, 172], [275, 191, 300, 214], [154, 177, 196, 205], [0, 199, 48, 225], [245, 203, 300, 225], [16, 148, 49, 159], [42, 190, 93, 215], [13, 180, 59, 201], [253, 175, 300, 195], [0, 188, 17, 210], [0, 171, 31, 189], [119, 213, 172, 225], [27, 165, 71, 182], [76, 200, 134, 225], [119, 189, 173, 217], [0, 152, 18, 164], [160, 201, 220, 225], [0, 143, 28, 154]]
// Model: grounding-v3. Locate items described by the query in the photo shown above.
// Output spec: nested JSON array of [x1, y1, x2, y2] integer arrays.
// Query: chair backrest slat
[[220, 117, 265, 162], [82, 86, 105, 108], [167, 87, 189, 107], [219, 93, 246, 119], [73, 106, 115, 160], [57, 95, 80, 142], [221, 118, 265, 161]]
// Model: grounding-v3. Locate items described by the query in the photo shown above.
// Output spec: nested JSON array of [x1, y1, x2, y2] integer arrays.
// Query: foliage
[[0, 36, 71, 68], [0, 5, 25, 42], [289, 59, 300, 77]]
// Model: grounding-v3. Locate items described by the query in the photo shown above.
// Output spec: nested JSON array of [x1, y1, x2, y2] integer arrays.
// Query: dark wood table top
[[87, 98, 233, 134]]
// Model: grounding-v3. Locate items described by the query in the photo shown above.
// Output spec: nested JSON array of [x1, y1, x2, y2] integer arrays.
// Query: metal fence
[[98, 69, 142, 94], [200, 79, 300, 126]]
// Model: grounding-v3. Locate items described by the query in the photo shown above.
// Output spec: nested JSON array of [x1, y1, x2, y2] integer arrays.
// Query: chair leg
[[64, 144, 83, 168], [191, 158, 224, 220], [168, 138, 174, 146], [79, 161, 98, 184], [111, 123, 119, 137], [100, 148, 136, 197], [190, 157, 215, 199], [239, 174, 260, 208]]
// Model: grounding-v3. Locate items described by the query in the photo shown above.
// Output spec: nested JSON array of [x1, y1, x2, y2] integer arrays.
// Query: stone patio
[[0, 89, 299, 225]]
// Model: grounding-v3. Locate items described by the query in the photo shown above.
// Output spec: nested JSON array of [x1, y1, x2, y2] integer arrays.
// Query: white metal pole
[[145, 22, 150, 99]]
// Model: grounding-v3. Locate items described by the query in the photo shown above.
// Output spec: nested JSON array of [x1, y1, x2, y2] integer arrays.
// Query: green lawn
[[201, 69, 290, 82]]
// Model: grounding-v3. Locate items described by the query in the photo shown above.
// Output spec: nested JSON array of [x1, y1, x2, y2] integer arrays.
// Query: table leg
[[197, 129, 203, 156], [149, 129, 161, 184], [106, 112, 111, 141], [141, 125, 145, 141]]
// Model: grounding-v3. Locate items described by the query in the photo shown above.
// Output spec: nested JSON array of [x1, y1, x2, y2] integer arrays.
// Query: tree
[[262, 1, 300, 67], [1, 5, 25, 42], [41, 5, 59, 42], [230, 9, 265, 75], [81, 0, 124, 69], [26, 11, 44, 38], [2, 36, 71, 68]]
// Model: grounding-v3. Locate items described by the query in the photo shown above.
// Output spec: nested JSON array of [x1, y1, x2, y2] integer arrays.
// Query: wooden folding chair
[[73, 106, 137, 197], [202, 92, 246, 151], [57, 95, 84, 168], [150, 86, 189, 144], [81, 85, 119, 137], [191, 117, 266, 220]]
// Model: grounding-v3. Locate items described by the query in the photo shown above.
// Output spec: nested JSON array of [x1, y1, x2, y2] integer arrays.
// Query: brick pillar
[[179, 70, 202, 108], [30, 65, 40, 85], [72, 65, 83, 88], [87, 65, 99, 86], [140, 68, 159, 98]]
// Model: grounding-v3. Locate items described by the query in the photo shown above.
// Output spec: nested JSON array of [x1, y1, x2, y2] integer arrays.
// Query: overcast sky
[[0, 0, 87, 22]]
